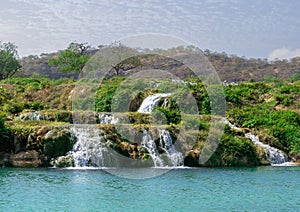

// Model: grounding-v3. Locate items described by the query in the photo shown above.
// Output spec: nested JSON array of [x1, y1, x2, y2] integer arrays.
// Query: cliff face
[[2, 110, 295, 168], [1, 122, 76, 167]]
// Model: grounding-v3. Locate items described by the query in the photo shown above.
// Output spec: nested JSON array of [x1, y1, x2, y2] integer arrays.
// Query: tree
[[110, 42, 142, 76], [111, 56, 142, 76], [0, 41, 22, 80], [48, 42, 91, 73]]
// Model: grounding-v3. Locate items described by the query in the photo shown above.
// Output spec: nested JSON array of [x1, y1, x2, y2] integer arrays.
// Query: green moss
[[43, 128, 76, 158]]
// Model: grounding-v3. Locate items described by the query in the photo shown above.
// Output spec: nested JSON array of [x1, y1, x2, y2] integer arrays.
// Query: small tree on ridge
[[0, 41, 22, 80]]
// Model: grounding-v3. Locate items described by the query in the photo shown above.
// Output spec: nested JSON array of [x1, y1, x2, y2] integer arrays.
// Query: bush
[[0, 118, 12, 152], [205, 130, 259, 167], [29, 101, 44, 110], [2, 101, 24, 114], [275, 94, 293, 106], [287, 74, 300, 82], [228, 103, 300, 155]]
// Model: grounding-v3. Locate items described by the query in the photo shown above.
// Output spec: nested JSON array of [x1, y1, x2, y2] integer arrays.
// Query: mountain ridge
[[20, 47, 300, 82]]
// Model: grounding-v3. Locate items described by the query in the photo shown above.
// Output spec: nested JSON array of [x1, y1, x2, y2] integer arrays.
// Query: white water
[[159, 129, 184, 166], [140, 129, 184, 167], [137, 93, 184, 167], [18, 111, 42, 121], [70, 125, 107, 167], [245, 133, 289, 165], [69, 124, 183, 168], [99, 113, 118, 124], [31, 111, 41, 120], [224, 119, 289, 165], [69, 93, 182, 168], [141, 129, 164, 167], [137, 93, 171, 113]]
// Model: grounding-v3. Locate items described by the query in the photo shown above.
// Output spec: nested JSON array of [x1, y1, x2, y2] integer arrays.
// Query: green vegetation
[[204, 126, 260, 167], [226, 80, 300, 157], [48, 42, 91, 73], [0, 76, 75, 114], [0, 74, 299, 167], [0, 43, 299, 167], [0, 41, 21, 80]]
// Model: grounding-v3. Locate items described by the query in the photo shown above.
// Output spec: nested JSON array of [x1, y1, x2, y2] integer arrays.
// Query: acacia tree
[[110, 42, 142, 76], [0, 41, 22, 80], [49, 42, 91, 73]]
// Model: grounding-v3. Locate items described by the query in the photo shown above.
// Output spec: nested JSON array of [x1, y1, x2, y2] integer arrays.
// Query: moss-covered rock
[[16, 110, 73, 123], [43, 128, 76, 159], [53, 155, 74, 167], [255, 145, 270, 165]]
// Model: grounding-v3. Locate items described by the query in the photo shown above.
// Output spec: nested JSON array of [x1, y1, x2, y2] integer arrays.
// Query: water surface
[[0, 167, 299, 211]]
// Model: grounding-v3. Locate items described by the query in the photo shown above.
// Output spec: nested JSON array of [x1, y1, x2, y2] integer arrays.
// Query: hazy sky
[[1, 0, 299, 60]]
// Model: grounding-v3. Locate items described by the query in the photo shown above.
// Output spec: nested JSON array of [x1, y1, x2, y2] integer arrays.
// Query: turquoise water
[[1, 167, 299, 211]]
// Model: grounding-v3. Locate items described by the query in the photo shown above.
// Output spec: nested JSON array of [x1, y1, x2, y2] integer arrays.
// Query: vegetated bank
[[0, 75, 299, 167]]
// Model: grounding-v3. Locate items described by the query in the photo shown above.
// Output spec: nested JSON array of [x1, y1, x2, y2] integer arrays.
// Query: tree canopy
[[0, 41, 22, 80], [48, 42, 91, 73]]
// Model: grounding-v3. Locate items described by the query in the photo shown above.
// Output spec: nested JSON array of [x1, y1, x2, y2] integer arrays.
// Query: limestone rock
[[9, 150, 42, 167]]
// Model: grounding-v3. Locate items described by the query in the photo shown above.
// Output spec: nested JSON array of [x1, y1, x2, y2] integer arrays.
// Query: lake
[[1, 166, 299, 211]]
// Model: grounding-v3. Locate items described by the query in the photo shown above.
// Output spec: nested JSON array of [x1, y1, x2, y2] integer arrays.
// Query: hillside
[[20, 47, 300, 82], [0, 76, 299, 168]]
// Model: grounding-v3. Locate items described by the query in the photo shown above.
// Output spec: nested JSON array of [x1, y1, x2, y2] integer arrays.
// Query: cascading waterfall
[[70, 125, 108, 167], [137, 93, 184, 167], [224, 119, 289, 165], [141, 129, 164, 167], [245, 133, 289, 165], [137, 93, 171, 113], [31, 111, 41, 121], [68, 93, 183, 168], [99, 113, 118, 124], [159, 129, 184, 166], [18, 111, 42, 121]]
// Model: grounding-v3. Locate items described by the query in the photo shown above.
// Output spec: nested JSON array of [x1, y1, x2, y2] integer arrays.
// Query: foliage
[[95, 77, 125, 112], [287, 73, 300, 82], [0, 117, 12, 152], [0, 77, 75, 115], [154, 103, 181, 125], [228, 103, 300, 155], [205, 128, 259, 167], [0, 41, 21, 80], [224, 82, 270, 106], [48, 42, 91, 73], [0, 55, 300, 167], [16, 44, 300, 82]]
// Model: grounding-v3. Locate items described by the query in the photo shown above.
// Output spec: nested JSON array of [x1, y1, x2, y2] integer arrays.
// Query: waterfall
[[224, 119, 289, 165], [141, 129, 184, 167], [137, 93, 183, 167], [18, 111, 42, 121], [99, 113, 118, 124], [159, 129, 184, 166], [137, 93, 171, 113], [68, 125, 183, 168], [70, 125, 108, 167], [141, 129, 164, 167], [31, 111, 41, 121], [245, 133, 289, 165]]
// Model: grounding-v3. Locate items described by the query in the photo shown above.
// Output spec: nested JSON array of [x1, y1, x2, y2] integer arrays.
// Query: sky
[[0, 0, 299, 60]]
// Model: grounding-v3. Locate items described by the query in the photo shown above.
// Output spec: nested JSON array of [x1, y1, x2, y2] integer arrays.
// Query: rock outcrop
[[9, 150, 43, 167]]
